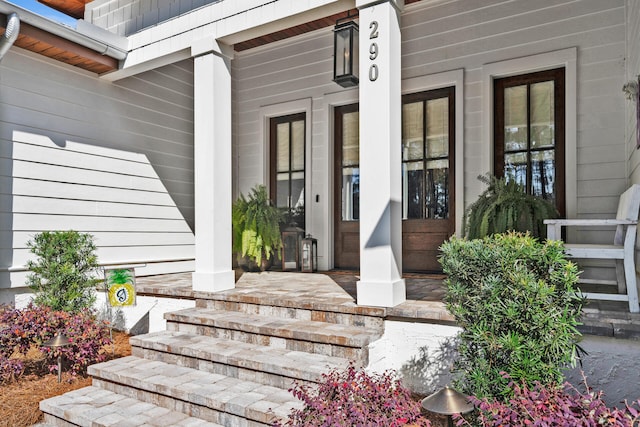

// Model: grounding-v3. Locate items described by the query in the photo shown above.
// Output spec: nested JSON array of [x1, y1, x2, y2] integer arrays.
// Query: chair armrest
[[544, 219, 637, 240], [544, 219, 637, 226]]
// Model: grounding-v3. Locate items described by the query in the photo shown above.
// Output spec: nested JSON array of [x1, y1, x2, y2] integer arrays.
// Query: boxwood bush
[[26, 230, 99, 313], [440, 232, 584, 401]]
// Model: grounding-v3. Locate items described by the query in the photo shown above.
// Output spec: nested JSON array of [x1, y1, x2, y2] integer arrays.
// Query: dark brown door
[[334, 104, 360, 269], [333, 88, 455, 272], [401, 87, 456, 272]]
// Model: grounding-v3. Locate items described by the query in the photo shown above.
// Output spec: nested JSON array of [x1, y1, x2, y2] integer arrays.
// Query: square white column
[[356, 0, 406, 307], [191, 40, 235, 293]]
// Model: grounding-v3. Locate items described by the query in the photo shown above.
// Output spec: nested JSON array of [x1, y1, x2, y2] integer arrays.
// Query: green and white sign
[[106, 268, 136, 306]]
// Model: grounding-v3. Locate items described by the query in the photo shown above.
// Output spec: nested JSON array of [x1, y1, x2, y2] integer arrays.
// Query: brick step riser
[[196, 299, 384, 329], [166, 321, 369, 364], [131, 346, 315, 390], [91, 378, 271, 427]]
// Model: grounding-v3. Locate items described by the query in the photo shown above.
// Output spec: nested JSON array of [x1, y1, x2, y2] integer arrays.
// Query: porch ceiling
[[4, 0, 422, 74], [38, 0, 90, 19], [0, 12, 118, 74], [235, 0, 422, 52]]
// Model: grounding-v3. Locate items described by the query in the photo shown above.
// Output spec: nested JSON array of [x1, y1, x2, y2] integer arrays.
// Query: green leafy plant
[[0, 304, 111, 382], [107, 268, 133, 285], [275, 363, 430, 427], [464, 174, 559, 239], [232, 185, 283, 270], [440, 232, 585, 401], [26, 231, 99, 313]]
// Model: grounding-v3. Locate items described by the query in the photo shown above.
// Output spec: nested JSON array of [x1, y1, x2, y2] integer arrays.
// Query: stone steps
[[165, 307, 381, 364], [40, 385, 224, 427], [39, 273, 387, 426], [197, 298, 384, 328], [130, 330, 353, 389], [86, 356, 302, 426]]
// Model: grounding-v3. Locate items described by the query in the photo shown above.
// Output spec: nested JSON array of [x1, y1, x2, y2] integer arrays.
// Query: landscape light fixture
[[42, 331, 71, 383], [421, 386, 474, 427]]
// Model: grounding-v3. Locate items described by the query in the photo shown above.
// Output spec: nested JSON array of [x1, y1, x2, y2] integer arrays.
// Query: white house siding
[[627, 0, 640, 184], [232, 0, 628, 271], [85, 0, 221, 37], [0, 49, 195, 304]]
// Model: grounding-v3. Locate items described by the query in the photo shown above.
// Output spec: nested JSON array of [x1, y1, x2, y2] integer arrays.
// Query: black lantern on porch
[[333, 17, 359, 88], [281, 225, 305, 271], [300, 234, 318, 273]]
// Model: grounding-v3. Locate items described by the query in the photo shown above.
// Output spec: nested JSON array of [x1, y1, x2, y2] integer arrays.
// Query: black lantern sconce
[[300, 234, 318, 273], [333, 15, 359, 88], [281, 225, 305, 271]]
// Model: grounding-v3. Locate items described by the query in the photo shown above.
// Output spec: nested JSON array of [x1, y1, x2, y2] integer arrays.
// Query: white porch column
[[356, 0, 406, 307], [191, 38, 235, 293]]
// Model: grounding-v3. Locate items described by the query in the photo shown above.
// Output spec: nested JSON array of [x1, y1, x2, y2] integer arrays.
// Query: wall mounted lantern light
[[333, 16, 359, 88]]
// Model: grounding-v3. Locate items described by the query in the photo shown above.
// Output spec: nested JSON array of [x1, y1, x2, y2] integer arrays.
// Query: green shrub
[[464, 174, 559, 239], [26, 230, 99, 313], [440, 232, 584, 401]]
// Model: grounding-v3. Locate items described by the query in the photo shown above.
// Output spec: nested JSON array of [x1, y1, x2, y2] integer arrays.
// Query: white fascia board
[[103, 0, 353, 81]]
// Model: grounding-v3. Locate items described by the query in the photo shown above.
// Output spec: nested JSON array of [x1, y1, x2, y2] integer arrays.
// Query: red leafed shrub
[[455, 376, 640, 427], [274, 363, 430, 427], [0, 304, 112, 382]]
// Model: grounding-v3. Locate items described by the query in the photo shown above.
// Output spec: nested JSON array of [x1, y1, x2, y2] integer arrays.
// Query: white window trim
[[258, 97, 312, 226], [482, 48, 578, 218], [402, 69, 465, 236]]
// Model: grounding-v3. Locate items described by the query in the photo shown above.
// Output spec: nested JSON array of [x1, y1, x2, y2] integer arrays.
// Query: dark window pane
[[342, 167, 360, 221], [426, 160, 448, 219], [531, 150, 555, 203], [403, 162, 424, 219]]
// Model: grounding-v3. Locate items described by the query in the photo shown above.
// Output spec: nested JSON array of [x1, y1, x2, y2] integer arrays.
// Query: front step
[[165, 307, 381, 364], [130, 330, 353, 389], [40, 273, 385, 427], [87, 356, 303, 426], [40, 386, 224, 427]]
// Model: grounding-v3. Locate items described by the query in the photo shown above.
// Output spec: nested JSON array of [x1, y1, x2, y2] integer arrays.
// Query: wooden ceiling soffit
[[234, 0, 422, 52], [38, 0, 91, 19], [234, 8, 358, 52], [0, 16, 118, 74]]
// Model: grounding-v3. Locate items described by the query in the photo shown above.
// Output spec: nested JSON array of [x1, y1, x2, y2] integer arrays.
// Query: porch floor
[[135, 270, 640, 339]]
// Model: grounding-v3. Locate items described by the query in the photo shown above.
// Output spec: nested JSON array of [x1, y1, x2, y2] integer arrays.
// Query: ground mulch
[[0, 330, 132, 427]]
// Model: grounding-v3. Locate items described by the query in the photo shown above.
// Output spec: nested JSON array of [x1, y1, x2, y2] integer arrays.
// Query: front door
[[333, 87, 455, 272], [334, 104, 360, 269]]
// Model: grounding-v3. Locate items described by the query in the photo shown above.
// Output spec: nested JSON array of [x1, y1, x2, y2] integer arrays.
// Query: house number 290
[[368, 21, 379, 81]]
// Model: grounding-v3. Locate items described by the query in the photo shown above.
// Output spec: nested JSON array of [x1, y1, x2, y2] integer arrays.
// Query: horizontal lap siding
[[402, 0, 626, 244], [0, 51, 195, 290], [233, 0, 628, 252]]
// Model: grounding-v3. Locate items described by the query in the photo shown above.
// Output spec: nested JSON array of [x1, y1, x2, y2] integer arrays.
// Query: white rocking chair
[[544, 184, 640, 313]]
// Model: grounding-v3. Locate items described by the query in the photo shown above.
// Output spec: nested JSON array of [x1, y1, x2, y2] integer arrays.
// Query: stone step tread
[[165, 307, 382, 347], [40, 386, 223, 427], [88, 356, 302, 423], [130, 330, 352, 382]]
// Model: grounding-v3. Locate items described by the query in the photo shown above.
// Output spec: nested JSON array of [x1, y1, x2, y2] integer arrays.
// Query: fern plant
[[232, 185, 283, 270], [464, 174, 559, 239]]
